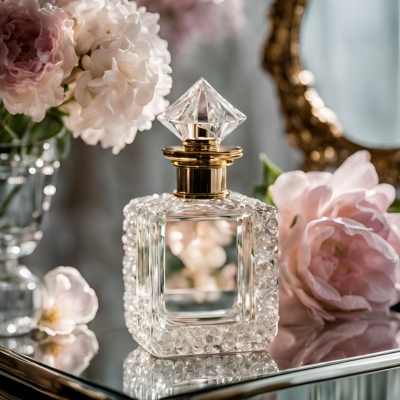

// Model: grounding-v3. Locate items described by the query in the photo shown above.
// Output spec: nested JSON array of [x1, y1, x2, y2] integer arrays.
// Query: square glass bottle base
[[123, 192, 279, 357]]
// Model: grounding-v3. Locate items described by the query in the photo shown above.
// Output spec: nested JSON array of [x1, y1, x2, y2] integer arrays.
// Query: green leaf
[[388, 199, 400, 213], [30, 109, 64, 142], [252, 153, 282, 205], [253, 184, 269, 202], [260, 153, 282, 187], [56, 129, 71, 160], [6, 113, 31, 140]]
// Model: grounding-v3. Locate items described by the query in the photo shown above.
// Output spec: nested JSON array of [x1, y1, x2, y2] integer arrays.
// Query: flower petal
[[329, 151, 379, 194]]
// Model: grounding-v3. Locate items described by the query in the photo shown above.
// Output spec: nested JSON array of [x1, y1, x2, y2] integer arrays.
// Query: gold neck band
[[163, 138, 243, 199]]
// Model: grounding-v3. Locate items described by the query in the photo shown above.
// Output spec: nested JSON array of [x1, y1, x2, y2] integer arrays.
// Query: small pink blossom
[[270, 151, 400, 324], [38, 266, 98, 336], [0, 0, 77, 121]]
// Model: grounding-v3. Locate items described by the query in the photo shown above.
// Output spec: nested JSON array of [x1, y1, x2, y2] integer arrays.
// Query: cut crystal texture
[[123, 346, 278, 399], [157, 78, 247, 142], [123, 192, 279, 357]]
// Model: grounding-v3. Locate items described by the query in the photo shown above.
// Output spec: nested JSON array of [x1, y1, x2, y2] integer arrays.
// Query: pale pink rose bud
[[0, 0, 77, 122]]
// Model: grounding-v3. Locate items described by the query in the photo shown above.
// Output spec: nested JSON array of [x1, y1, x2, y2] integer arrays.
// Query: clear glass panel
[[164, 219, 238, 316]]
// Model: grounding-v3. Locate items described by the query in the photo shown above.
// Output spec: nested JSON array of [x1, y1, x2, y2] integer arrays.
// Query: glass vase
[[0, 140, 59, 336]]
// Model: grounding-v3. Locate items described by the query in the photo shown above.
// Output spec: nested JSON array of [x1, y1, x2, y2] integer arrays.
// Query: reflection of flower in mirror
[[123, 346, 278, 399], [38, 267, 98, 336], [165, 220, 237, 301], [34, 327, 98, 375], [268, 317, 400, 370], [135, 0, 244, 53]]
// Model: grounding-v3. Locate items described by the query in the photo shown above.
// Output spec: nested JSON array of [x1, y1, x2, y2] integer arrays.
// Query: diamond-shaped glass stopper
[[157, 78, 246, 142]]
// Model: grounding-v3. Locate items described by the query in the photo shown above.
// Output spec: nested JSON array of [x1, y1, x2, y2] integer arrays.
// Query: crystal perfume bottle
[[123, 78, 279, 357]]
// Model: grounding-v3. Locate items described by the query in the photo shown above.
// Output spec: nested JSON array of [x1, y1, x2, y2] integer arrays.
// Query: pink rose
[[270, 151, 400, 324], [0, 0, 77, 122]]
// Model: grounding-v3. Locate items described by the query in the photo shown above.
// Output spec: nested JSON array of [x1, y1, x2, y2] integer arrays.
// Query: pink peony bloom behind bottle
[[0, 0, 77, 122]]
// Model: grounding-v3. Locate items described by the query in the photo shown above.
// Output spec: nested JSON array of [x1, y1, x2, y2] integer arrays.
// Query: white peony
[[61, 0, 172, 154]]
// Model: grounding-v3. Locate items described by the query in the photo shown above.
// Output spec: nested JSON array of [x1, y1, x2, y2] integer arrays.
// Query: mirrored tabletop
[[2, 314, 400, 399]]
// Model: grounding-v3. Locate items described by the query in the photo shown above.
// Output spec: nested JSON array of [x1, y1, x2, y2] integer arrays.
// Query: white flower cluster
[[61, 0, 172, 154]]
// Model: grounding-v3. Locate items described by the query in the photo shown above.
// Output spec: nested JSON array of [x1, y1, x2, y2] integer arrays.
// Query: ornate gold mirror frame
[[263, 0, 400, 185]]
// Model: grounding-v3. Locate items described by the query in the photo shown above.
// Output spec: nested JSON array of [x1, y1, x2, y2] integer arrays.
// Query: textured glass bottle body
[[123, 192, 279, 357]]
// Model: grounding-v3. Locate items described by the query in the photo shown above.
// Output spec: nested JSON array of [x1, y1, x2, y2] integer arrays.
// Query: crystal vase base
[[0, 260, 41, 337], [0, 140, 58, 336]]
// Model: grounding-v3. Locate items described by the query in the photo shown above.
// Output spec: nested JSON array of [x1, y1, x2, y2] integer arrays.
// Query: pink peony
[[0, 0, 77, 122], [270, 151, 400, 324]]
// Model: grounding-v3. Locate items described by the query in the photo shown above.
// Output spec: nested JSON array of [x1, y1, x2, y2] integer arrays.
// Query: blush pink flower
[[0, 0, 77, 122], [279, 216, 399, 324], [270, 151, 400, 250], [38, 266, 98, 336], [269, 151, 400, 324]]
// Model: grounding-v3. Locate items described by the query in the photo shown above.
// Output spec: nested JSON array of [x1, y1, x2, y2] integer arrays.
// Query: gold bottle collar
[[163, 139, 243, 199]]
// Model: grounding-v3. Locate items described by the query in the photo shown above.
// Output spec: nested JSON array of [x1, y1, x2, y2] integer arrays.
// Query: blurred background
[[24, 0, 301, 331], [9, 0, 400, 391]]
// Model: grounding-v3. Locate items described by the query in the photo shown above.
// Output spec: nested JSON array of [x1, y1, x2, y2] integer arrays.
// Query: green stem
[[2, 124, 20, 141], [0, 183, 24, 218]]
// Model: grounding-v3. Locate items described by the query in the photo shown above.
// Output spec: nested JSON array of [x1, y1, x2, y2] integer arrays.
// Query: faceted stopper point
[[157, 78, 246, 142]]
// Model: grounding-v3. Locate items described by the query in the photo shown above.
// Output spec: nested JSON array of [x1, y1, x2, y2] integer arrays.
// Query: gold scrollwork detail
[[264, 0, 400, 185]]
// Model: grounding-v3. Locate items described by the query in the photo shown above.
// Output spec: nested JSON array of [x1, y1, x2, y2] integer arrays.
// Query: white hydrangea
[[61, 0, 172, 154]]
